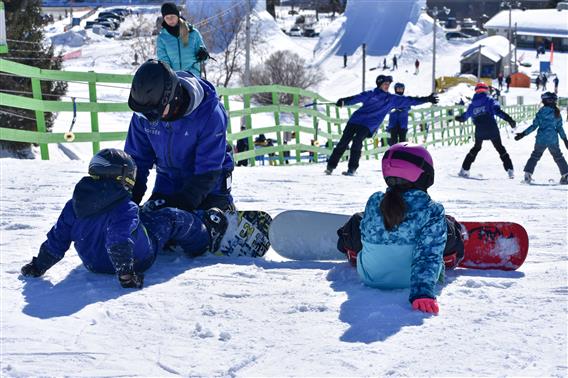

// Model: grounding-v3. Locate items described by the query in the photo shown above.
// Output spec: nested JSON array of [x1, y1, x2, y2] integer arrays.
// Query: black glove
[[21, 257, 46, 277], [118, 272, 144, 289], [509, 120, 517, 129], [514, 132, 525, 141], [426, 93, 439, 104], [196, 47, 210, 63], [454, 115, 465, 123], [563, 137, 568, 150], [335, 98, 345, 107]]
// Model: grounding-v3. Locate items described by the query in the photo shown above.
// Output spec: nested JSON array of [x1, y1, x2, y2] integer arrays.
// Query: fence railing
[[0, 58, 541, 164]]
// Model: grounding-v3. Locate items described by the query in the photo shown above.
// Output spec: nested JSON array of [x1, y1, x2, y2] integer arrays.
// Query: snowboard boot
[[324, 167, 333, 175], [523, 172, 533, 184], [560, 173, 568, 185], [202, 208, 229, 253], [507, 169, 515, 179], [342, 169, 356, 176], [458, 168, 470, 178]]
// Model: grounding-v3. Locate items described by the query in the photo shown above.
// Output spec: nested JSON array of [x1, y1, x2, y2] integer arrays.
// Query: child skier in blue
[[386, 83, 411, 146], [514, 92, 568, 185], [325, 75, 438, 176], [20, 149, 228, 289], [336, 143, 465, 314]]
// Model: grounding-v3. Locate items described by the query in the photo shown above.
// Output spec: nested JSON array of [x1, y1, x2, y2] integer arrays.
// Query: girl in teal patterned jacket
[[358, 143, 447, 314]]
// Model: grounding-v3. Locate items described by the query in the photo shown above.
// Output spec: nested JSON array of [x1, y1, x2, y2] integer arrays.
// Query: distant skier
[[386, 83, 410, 145], [497, 72, 504, 90], [414, 59, 420, 75], [535, 75, 541, 91], [336, 143, 465, 314], [514, 92, 568, 185], [553, 76, 559, 94], [19, 149, 228, 289], [454, 82, 517, 179], [236, 125, 249, 167], [324, 75, 439, 176], [541, 75, 548, 91], [382, 58, 388, 70], [392, 55, 398, 70]]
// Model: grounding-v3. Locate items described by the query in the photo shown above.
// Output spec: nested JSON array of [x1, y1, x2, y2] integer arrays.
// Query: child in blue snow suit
[[20, 149, 228, 289], [386, 83, 411, 146], [325, 74, 438, 176], [336, 143, 465, 314], [454, 82, 517, 179], [515, 92, 568, 185]]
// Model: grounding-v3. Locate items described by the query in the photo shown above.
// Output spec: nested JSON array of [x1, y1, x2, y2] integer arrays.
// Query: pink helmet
[[382, 143, 434, 190]]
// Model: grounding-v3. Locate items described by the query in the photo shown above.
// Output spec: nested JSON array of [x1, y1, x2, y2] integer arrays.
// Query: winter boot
[[202, 208, 229, 253], [560, 173, 568, 185], [342, 169, 356, 176], [458, 168, 470, 178], [324, 167, 333, 175], [507, 169, 515, 179], [523, 172, 533, 184]]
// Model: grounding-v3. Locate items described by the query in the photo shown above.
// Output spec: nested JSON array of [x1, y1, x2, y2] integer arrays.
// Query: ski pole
[[303, 101, 335, 108], [64, 97, 77, 142]]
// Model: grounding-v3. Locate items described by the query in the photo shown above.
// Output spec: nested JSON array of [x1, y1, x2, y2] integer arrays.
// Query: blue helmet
[[394, 82, 405, 94], [541, 91, 557, 105]]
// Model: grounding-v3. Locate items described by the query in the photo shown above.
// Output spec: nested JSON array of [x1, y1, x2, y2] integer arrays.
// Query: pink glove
[[412, 298, 439, 314]]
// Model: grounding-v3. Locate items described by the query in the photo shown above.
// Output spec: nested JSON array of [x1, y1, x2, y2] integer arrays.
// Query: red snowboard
[[458, 222, 529, 270]]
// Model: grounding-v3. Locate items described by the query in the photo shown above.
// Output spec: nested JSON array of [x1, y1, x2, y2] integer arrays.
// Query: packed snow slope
[[1, 132, 567, 377]]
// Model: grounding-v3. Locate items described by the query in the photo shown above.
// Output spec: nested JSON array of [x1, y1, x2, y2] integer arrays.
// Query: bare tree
[[249, 50, 324, 105], [120, 14, 157, 66]]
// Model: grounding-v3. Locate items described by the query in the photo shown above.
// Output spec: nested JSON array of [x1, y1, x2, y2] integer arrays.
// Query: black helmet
[[541, 91, 557, 105], [128, 59, 180, 123], [376, 75, 393, 87], [394, 82, 405, 94], [88, 148, 137, 191]]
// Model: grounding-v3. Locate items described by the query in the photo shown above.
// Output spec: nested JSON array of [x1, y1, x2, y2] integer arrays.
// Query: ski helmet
[[376, 75, 393, 87], [88, 148, 137, 191], [382, 142, 434, 190], [128, 59, 180, 123], [394, 82, 405, 94], [475, 82, 489, 94], [541, 91, 557, 105]]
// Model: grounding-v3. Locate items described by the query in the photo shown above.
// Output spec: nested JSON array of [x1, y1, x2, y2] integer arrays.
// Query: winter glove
[[141, 198, 167, 212], [335, 98, 345, 107], [454, 115, 465, 123], [426, 93, 439, 104], [21, 257, 46, 277], [514, 132, 525, 141], [196, 47, 210, 63], [508, 119, 516, 128], [118, 272, 144, 289], [412, 298, 439, 314], [563, 137, 568, 150]]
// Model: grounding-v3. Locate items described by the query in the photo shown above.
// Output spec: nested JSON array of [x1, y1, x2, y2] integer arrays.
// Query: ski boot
[[560, 173, 568, 185], [458, 168, 470, 178], [324, 167, 333, 175], [202, 208, 229, 253], [342, 169, 356, 176], [507, 169, 515, 179], [523, 172, 533, 184]]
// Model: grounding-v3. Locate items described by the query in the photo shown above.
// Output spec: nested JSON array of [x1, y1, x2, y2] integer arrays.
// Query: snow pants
[[326, 123, 371, 172], [523, 143, 568, 175], [140, 208, 210, 257], [388, 127, 408, 146], [461, 135, 513, 171]]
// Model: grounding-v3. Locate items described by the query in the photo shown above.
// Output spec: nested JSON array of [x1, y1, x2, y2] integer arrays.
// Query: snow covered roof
[[485, 9, 568, 38], [460, 35, 513, 62]]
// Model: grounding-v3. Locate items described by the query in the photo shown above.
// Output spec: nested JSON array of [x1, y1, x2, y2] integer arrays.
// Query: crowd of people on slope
[[19, 2, 568, 316]]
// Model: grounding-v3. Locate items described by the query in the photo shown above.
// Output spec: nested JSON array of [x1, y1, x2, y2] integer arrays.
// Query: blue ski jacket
[[342, 89, 428, 134], [125, 71, 234, 211], [157, 20, 205, 77], [357, 189, 446, 303], [521, 106, 566, 146], [456, 93, 514, 140], [386, 105, 410, 131], [38, 177, 155, 274]]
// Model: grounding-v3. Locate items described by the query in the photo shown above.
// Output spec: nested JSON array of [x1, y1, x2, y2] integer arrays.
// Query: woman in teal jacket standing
[[515, 92, 568, 184], [358, 143, 446, 314], [157, 2, 209, 77]]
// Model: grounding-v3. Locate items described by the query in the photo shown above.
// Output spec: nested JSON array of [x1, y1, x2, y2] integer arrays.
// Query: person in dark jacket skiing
[[515, 92, 568, 185], [324, 75, 438, 176], [386, 82, 411, 146], [454, 82, 517, 179], [125, 59, 234, 212], [20, 149, 229, 289]]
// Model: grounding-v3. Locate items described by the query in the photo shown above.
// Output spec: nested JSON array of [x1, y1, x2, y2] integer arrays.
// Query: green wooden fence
[[1, 58, 540, 164]]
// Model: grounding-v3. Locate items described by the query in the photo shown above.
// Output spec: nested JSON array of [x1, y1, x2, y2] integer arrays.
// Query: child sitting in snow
[[20, 149, 228, 288]]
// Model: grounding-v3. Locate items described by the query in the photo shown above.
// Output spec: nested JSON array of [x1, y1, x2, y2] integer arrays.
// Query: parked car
[[446, 31, 474, 41], [94, 19, 119, 30], [289, 26, 302, 37], [108, 8, 130, 16], [460, 28, 485, 37], [444, 17, 458, 29], [98, 12, 123, 22], [303, 28, 318, 37]]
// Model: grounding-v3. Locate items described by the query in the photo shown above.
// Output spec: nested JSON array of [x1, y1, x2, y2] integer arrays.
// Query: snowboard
[[269, 210, 528, 270], [215, 210, 272, 258]]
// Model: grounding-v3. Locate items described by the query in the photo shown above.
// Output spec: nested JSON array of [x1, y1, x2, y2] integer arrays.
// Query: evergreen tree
[[0, 0, 67, 157]]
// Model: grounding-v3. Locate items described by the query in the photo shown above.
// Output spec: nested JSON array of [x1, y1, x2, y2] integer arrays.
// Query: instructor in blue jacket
[[325, 75, 438, 176], [125, 59, 234, 212]]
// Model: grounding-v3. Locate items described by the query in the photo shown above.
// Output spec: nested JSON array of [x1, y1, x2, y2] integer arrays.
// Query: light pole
[[429, 6, 450, 93], [501, 1, 521, 76]]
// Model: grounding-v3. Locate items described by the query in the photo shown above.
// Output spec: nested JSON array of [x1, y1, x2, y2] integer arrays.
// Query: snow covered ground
[[1, 130, 567, 376]]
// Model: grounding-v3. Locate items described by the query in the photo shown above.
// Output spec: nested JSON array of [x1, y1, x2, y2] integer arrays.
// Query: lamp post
[[501, 1, 521, 76], [429, 6, 450, 93]]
